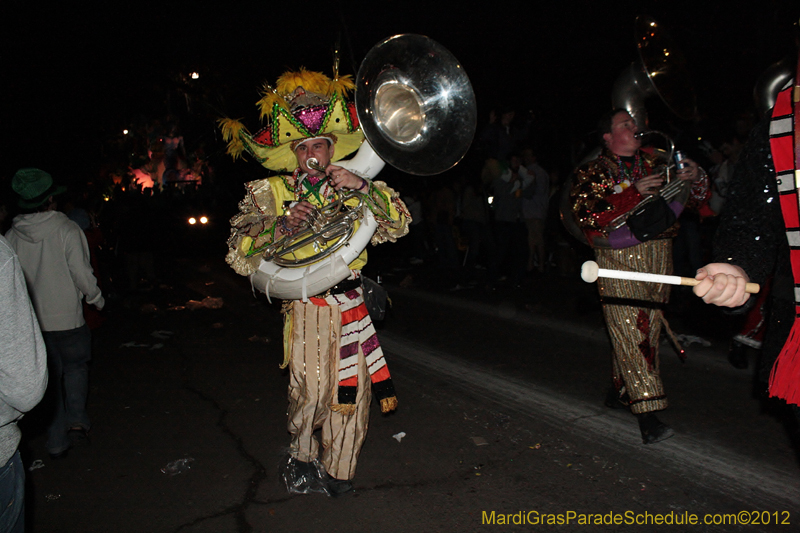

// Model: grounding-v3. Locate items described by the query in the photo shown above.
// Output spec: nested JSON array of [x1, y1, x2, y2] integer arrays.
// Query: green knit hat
[[12, 168, 67, 208]]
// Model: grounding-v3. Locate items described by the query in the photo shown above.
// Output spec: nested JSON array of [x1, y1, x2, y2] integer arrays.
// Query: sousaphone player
[[219, 35, 476, 496], [568, 108, 710, 444], [221, 67, 410, 496]]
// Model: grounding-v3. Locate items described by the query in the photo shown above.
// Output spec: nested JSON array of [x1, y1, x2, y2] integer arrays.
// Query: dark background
[[1, 0, 798, 189]]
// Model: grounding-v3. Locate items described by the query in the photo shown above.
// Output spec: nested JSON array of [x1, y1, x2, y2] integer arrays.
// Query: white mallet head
[[581, 261, 599, 283]]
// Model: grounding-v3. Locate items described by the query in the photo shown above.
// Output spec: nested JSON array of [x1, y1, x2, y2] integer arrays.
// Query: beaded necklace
[[615, 153, 644, 185]]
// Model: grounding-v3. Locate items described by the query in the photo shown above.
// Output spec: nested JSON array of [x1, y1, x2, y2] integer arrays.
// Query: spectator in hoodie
[[5, 168, 104, 459]]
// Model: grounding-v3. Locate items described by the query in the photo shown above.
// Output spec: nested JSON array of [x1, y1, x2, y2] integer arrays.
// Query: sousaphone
[[252, 34, 477, 300]]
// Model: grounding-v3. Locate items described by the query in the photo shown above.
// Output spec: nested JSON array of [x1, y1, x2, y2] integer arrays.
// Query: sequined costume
[[570, 149, 678, 414], [713, 108, 796, 394], [227, 169, 409, 481]]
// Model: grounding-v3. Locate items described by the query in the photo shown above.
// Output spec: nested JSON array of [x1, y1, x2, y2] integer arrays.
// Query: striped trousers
[[285, 290, 372, 481], [596, 239, 671, 414]]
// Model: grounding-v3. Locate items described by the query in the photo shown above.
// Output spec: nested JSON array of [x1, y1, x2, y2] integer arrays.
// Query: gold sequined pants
[[286, 301, 372, 481], [596, 240, 671, 414]]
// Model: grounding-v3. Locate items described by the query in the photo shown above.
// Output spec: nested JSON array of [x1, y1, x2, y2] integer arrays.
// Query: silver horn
[[612, 15, 697, 130], [355, 34, 477, 175], [262, 192, 365, 268]]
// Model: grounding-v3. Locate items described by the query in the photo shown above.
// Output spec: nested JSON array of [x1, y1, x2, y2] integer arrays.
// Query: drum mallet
[[580, 261, 760, 294]]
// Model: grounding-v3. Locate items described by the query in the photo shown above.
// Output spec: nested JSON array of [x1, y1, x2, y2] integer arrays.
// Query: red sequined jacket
[[568, 148, 710, 247]]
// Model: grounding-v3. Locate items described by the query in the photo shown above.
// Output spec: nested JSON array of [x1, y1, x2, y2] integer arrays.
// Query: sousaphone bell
[[356, 34, 477, 175]]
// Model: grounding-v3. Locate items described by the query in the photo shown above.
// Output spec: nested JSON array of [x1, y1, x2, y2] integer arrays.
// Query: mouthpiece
[[306, 158, 326, 171], [634, 132, 646, 139]]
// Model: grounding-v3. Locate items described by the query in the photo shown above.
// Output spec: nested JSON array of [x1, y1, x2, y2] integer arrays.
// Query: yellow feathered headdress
[[218, 66, 362, 173]]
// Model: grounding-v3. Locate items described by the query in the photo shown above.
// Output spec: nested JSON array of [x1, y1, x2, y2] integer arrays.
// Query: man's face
[[294, 138, 334, 176], [603, 111, 640, 157]]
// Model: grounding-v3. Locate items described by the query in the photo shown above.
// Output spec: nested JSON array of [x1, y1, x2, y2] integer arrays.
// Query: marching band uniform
[[220, 68, 409, 494]]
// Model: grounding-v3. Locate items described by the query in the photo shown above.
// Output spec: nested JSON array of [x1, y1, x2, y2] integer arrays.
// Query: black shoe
[[604, 387, 630, 409], [326, 477, 354, 497], [637, 413, 674, 444], [69, 428, 90, 447], [288, 458, 312, 476], [728, 340, 749, 369], [282, 457, 328, 495]]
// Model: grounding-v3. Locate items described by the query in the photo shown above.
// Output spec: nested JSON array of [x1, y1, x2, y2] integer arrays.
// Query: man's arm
[[64, 223, 104, 309], [226, 177, 286, 276], [0, 239, 48, 414]]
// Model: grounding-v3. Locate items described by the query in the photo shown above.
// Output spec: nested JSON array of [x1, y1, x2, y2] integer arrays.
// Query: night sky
[[2, 0, 798, 189]]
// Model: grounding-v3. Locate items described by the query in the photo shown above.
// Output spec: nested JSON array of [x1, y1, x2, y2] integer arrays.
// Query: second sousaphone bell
[[613, 15, 697, 130]]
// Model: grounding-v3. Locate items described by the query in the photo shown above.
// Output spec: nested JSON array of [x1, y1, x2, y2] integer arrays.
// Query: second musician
[[569, 108, 710, 444]]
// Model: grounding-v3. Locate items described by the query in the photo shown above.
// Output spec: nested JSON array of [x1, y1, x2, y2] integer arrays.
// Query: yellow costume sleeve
[[226, 176, 287, 276], [362, 180, 411, 245]]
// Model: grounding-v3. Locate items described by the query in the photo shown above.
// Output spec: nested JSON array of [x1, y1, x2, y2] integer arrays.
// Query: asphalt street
[[20, 252, 800, 533]]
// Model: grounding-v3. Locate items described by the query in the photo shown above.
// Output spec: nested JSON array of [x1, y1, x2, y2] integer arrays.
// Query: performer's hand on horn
[[281, 201, 314, 235], [676, 158, 700, 182], [326, 164, 367, 192], [693, 263, 751, 308], [634, 174, 664, 196]]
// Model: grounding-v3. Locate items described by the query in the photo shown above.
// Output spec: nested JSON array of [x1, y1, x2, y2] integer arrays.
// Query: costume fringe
[[224, 247, 259, 277], [328, 74, 355, 98], [769, 321, 800, 404], [330, 403, 357, 416], [219, 117, 242, 142], [380, 396, 398, 413]]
